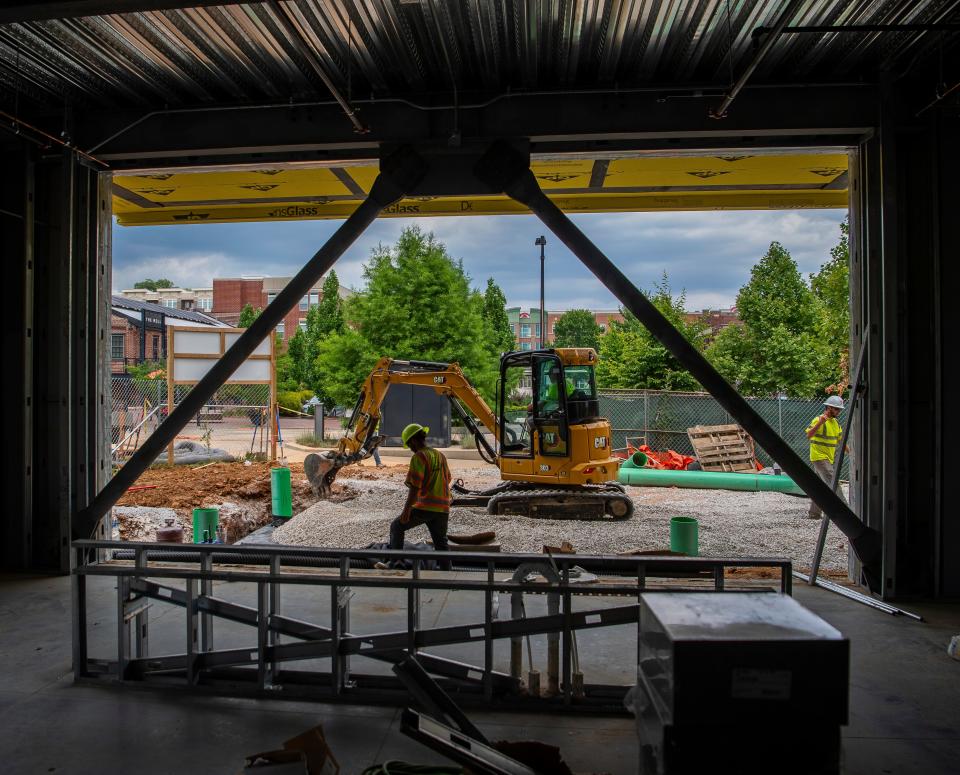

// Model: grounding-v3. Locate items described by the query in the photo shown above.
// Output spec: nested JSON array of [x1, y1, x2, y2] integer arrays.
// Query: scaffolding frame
[[73, 540, 791, 713]]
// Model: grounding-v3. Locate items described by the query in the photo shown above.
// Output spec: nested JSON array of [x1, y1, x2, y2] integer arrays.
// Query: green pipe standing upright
[[192, 507, 219, 543], [271, 466, 293, 520]]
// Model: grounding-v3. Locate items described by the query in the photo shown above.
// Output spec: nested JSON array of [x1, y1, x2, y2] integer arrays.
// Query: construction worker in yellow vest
[[383, 423, 452, 569], [805, 395, 849, 519]]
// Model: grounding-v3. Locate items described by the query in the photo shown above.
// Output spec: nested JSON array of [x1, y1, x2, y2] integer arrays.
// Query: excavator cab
[[496, 348, 622, 489]]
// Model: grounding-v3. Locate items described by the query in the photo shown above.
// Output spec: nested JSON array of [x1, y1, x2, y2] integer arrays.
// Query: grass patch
[[295, 433, 337, 448]]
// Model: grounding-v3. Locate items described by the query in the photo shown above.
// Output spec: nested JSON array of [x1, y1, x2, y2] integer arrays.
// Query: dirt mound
[[118, 462, 311, 510], [116, 461, 360, 542]]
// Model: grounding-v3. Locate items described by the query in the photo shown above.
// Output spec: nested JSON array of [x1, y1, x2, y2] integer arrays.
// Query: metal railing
[[73, 540, 791, 712]]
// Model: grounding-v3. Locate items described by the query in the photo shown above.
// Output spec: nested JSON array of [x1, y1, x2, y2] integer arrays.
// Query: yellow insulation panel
[[113, 153, 848, 225]]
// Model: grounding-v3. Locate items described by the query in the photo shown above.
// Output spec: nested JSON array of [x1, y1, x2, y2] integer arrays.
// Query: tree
[[595, 275, 706, 391], [707, 241, 828, 397], [237, 303, 261, 328], [274, 334, 299, 393], [295, 271, 347, 396], [811, 218, 850, 392], [133, 278, 174, 290], [311, 271, 346, 337], [313, 330, 380, 407], [481, 278, 515, 353], [314, 226, 499, 404], [735, 241, 817, 338], [286, 327, 309, 387], [553, 309, 601, 351]]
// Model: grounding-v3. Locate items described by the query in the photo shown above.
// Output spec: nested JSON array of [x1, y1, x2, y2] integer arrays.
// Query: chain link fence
[[599, 389, 849, 477], [111, 376, 273, 466]]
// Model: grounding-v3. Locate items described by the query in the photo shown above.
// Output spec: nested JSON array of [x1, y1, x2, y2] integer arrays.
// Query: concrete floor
[[1, 572, 958, 774]]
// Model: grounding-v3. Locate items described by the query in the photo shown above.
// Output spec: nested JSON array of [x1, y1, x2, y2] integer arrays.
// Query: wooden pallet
[[687, 424, 756, 472]]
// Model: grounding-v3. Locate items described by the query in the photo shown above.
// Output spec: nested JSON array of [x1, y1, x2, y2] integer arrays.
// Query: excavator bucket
[[304, 452, 340, 499], [304, 435, 386, 498]]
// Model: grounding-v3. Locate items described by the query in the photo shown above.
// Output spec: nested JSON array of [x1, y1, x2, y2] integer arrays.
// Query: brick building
[[212, 275, 351, 341], [111, 296, 225, 374], [507, 307, 625, 350], [683, 307, 740, 337]]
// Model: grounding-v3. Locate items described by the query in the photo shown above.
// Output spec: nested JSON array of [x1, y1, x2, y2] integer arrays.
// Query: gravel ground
[[272, 471, 851, 572]]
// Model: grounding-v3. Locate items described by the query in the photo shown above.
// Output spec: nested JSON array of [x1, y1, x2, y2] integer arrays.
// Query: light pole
[[535, 235, 546, 349]]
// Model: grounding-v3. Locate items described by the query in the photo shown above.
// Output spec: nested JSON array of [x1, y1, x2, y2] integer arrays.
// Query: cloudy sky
[[112, 208, 847, 312]]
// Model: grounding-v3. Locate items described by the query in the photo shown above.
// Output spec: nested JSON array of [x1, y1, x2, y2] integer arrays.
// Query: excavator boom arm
[[305, 357, 500, 496]]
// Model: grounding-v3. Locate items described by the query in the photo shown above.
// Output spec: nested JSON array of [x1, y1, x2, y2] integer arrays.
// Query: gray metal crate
[[634, 593, 848, 775]]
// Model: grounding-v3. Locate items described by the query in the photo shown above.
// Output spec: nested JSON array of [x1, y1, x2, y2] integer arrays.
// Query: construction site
[[3, 2, 960, 775]]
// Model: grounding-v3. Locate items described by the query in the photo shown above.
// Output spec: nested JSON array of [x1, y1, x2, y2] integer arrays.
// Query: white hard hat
[[824, 395, 845, 410]]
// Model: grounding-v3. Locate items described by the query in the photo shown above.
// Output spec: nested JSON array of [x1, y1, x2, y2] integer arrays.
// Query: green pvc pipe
[[618, 459, 804, 495], [192, 507, 219, 543], [271, 466, 293, 518], [670, 517, 699, 556]]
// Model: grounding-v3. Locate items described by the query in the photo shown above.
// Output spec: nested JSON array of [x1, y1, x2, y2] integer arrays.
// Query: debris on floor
[[242, 723, 340, 774], [543, 540, 576, 554], [447, 530, 496, 545]]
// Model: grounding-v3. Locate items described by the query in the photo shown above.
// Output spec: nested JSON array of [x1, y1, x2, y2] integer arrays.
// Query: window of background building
[[535, 323, 541, 338], [277, 322, 285, 337], [520, 324, 531, 338], [197, 297, 213, 311], [299, 295, 309, 311], [162, 298, 178, 309], [520, 342, 532, 351], [510, 323, 516, 334], [309, 292, 320, 306], [266, 293, 277, 306], [299, 318, 307, 332], [111, 334, 124, 361]]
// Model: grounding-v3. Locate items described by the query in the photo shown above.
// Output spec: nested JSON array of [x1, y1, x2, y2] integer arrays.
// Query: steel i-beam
[[474, 141, 883, 593], [74, 147, 426, 538]]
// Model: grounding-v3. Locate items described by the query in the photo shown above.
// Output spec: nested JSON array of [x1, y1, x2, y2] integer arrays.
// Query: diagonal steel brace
[[130, 579, 518, 690]]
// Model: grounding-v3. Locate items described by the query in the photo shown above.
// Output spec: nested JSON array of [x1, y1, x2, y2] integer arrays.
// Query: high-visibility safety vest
[[405, 447, 452, 513], [807, 416, 842, 464]]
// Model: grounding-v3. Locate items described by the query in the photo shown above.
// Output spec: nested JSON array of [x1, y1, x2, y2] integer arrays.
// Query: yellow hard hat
[[401, 423, 429, 447]]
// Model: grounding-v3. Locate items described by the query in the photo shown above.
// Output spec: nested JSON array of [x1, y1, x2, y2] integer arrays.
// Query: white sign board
[[168, 325, 272, 384]]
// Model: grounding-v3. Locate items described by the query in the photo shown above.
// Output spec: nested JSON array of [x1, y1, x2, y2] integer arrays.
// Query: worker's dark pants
[[808, 458, 848, 518], [389, 508, 451, 570]]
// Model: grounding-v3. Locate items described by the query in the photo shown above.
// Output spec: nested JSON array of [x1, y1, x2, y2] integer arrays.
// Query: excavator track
[[453, 481, 633, 521]]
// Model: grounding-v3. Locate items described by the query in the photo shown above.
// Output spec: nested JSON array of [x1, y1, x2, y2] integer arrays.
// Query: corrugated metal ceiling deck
[[1, 1, 957, 110]]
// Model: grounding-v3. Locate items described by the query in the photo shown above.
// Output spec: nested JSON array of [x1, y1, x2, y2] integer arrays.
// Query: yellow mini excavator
[[303, 348, 633, 520]]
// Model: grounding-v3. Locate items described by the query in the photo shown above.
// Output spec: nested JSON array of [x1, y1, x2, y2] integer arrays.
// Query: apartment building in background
[[507, 305, 741, 349], [118, 286, 213, 313], [212, 275, 352, 341], [507, 307, 625, 350], [111, 296, 225, 374]]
